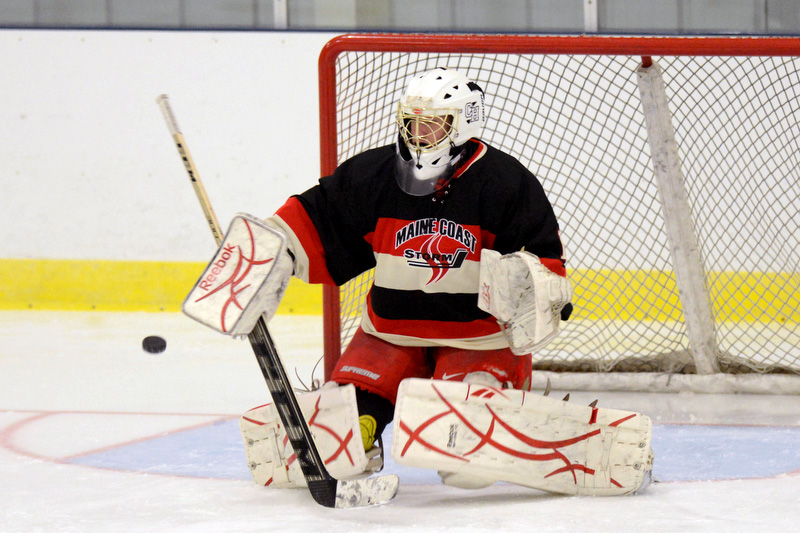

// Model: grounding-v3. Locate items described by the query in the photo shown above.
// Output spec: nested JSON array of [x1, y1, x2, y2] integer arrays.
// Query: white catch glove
[[183, 213, 294, 336], [477, 249, 572, 354]]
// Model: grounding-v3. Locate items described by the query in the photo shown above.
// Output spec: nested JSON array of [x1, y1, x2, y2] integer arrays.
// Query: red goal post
[[317, 34, 800, 393]]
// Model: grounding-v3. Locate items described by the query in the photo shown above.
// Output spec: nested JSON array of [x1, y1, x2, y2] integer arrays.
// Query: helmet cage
[[396, 104, 458, 153]]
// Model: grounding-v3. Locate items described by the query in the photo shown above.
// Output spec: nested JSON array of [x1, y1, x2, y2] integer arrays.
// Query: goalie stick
[[155, 95, 399, 508]]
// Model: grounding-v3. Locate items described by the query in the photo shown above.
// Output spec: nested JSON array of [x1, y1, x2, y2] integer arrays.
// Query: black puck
[[142, 335, 167, 354]]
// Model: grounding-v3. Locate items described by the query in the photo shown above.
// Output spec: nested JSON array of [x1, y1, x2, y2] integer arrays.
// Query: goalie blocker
[[183, 213, 294, 335]]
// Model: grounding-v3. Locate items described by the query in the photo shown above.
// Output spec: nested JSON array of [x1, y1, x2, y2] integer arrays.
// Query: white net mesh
[[322, 42, 800, 375]]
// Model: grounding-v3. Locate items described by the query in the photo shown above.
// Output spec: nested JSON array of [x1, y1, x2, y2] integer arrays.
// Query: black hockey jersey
[[271, 139, 566, 349]]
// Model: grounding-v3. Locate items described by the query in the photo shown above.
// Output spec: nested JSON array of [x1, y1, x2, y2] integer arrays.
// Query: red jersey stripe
[[275, 197, 337, 285]]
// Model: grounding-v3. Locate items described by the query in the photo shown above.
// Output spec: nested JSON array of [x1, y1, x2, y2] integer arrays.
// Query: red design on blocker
[[398, 382, 633, 487], [192, 218, 274, 333]]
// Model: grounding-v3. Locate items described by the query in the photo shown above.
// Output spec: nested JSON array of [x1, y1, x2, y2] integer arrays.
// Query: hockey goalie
[[183, 67, 654, 496]]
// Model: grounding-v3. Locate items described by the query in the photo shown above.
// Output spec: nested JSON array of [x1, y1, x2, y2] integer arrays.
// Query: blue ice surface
[[68, 420, 800, 483], [69, 418, 251, 479], [651, 424, 800, 482]]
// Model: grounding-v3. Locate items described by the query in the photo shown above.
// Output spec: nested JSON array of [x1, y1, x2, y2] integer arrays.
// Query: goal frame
[[317, 33, 800, 392]]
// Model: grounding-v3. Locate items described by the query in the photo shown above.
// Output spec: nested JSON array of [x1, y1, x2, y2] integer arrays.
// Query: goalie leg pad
[[437, 372, 504, 490], [391, 378, 653, 496], [240, 383, 376, 488]]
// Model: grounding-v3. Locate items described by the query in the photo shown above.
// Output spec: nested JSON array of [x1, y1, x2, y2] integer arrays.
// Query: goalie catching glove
[[183, 213, 294, 336], [478, 249, 572, 355]]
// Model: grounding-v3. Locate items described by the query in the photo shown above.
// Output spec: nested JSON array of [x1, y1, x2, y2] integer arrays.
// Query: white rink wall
[[1, 29, 338, 262]]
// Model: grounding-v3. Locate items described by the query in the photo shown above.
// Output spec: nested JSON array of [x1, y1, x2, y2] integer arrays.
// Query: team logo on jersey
[[395, 218, 476, 285]]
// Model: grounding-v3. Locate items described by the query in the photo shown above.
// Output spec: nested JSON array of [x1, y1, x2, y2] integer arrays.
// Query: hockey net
[[318, 34, 800, 392]]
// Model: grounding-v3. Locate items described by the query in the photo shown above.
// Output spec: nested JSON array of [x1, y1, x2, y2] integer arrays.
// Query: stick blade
[[334, 475, 400, 508]]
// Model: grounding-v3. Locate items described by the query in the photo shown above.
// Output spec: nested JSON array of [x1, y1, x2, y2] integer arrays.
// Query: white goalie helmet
[[395, 68, 486, 195]]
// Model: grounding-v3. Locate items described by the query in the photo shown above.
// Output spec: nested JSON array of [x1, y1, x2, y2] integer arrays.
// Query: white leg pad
[[240, 383, 369, 488], [392, 378, 653, 496]]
